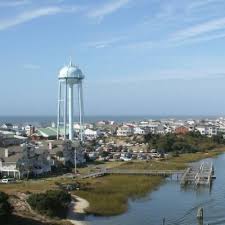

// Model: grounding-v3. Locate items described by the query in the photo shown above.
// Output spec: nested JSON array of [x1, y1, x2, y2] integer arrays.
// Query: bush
[[0, 192, 12, 220], [27, 190, 71, 218]]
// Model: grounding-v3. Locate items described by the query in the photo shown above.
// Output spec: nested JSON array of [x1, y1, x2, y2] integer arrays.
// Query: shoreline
[[67, 195, 90, 225]]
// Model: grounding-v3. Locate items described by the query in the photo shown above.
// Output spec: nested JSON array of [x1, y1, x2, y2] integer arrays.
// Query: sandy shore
[[67, 195, 90, 225]]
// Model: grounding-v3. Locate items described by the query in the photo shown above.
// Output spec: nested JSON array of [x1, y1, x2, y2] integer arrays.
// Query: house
[[84, 129, 100, 139], [63, 141, 86, 166], [0, 145, 52, 179], [156, 125, 165, 134], [1, 123, 13, 130], [195, 125, 217, 137], [117, 125, 134, 136], [175, 126, 189, 135], [0, 132, 27, 147], [25, 125, 35, 136], [134, 127, 146, 135]]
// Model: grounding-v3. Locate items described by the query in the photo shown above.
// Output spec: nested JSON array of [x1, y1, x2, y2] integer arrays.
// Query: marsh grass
[[73, 175, 163, 216]]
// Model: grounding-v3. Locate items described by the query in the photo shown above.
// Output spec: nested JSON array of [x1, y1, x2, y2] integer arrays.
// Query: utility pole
[[74, 147, 77, 175]]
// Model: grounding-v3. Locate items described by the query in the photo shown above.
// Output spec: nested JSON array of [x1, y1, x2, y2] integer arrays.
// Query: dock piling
[[197, 207, 204, 225]]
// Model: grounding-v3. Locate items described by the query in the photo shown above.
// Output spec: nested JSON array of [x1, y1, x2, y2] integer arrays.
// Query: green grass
[[73, 175, 163, 216]]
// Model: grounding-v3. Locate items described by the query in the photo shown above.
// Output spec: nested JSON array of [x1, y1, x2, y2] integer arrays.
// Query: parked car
[[1, 178, 16, 184]]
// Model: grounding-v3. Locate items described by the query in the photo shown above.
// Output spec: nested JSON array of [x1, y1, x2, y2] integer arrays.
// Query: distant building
[[1, 123, 13, 130], [156, 125, 165, 134], [134, 127, 146, 135], [32, 127, 57, 140], [117, 125, 134, 136], [195, 125, 217, 137], [84, 129, 100, 139], [0, 132, 27, 147], [175, 126, 189, 135], [0, 146, 52, 179], [63, 141, 86, 166], [25, 125, 35, 136]]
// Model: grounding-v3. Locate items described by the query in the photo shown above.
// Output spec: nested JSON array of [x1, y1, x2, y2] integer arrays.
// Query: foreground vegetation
[[0, 190, 72, 225], [27, 190, 71, 218], [0, 191, 11, 222]]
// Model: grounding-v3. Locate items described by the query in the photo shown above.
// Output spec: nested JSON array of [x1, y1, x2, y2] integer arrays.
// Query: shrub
[[27, 190, 71, 218], [0, 192, 12, 219]]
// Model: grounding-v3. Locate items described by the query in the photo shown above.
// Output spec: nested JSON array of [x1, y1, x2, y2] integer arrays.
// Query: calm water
[[0, 115, 221, 125], [87, 154, 225, 225]]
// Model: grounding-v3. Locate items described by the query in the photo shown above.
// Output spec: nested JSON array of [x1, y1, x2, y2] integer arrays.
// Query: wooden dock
[[105, 169, 184, 176], [81, 168, 185, 179], [180, 161, 214, 186]]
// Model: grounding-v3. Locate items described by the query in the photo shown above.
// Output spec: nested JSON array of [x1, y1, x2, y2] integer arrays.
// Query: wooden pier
[[81, 168, 185, 179], [180, 161, 214, 186]]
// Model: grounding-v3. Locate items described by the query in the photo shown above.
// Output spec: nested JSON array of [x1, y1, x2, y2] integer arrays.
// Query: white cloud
[[86, 36, 126, 48], [87, 0, 130, 20], [171, 17, 225, 41], [0, 0, 30, 7], [23, 64, 40, 70], [0, 5, 80, 31], [188, 0, 223, 10]]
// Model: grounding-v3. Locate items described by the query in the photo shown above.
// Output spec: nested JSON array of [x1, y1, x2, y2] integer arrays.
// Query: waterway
[[87, 153, 225, 225]]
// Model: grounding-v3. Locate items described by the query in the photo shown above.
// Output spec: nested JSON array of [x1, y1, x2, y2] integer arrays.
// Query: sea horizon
[[0, 114, 224, 126]]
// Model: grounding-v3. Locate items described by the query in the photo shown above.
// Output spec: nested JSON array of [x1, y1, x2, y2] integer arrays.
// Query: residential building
[[175, 126, 189, 135], [84, 129, 100, 139], [117, 125, 134, 136]]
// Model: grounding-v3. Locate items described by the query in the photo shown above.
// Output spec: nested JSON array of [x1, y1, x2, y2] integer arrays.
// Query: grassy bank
[[73, 175, 163, 216]]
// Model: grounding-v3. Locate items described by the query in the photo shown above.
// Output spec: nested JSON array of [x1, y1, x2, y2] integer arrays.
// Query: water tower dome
[[59, 61, 84, 83]]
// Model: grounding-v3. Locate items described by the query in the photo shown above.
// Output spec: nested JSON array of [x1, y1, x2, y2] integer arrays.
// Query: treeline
[[144, 132, 225, 154]]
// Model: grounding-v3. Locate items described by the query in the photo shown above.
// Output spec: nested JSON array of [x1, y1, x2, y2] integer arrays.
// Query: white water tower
[[57, 61, 85, 141]]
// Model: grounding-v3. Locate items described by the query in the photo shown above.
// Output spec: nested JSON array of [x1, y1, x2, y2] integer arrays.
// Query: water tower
[[57, 61, 85, 142]]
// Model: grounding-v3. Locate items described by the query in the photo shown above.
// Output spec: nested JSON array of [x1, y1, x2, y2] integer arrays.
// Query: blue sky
[[1, 0, 225, 116]]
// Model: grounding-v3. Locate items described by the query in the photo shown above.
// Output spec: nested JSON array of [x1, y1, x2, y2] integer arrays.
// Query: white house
[[134, 127, 146, 135], [195, 125, 217, 136], [1, 123, 13, 130], [84, 129, 100, 139], [25, 125, 35, 136], [117, 125, 134, 136]]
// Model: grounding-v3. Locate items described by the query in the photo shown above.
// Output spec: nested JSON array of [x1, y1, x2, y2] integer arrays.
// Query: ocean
[[0, 115, 221, 127]]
